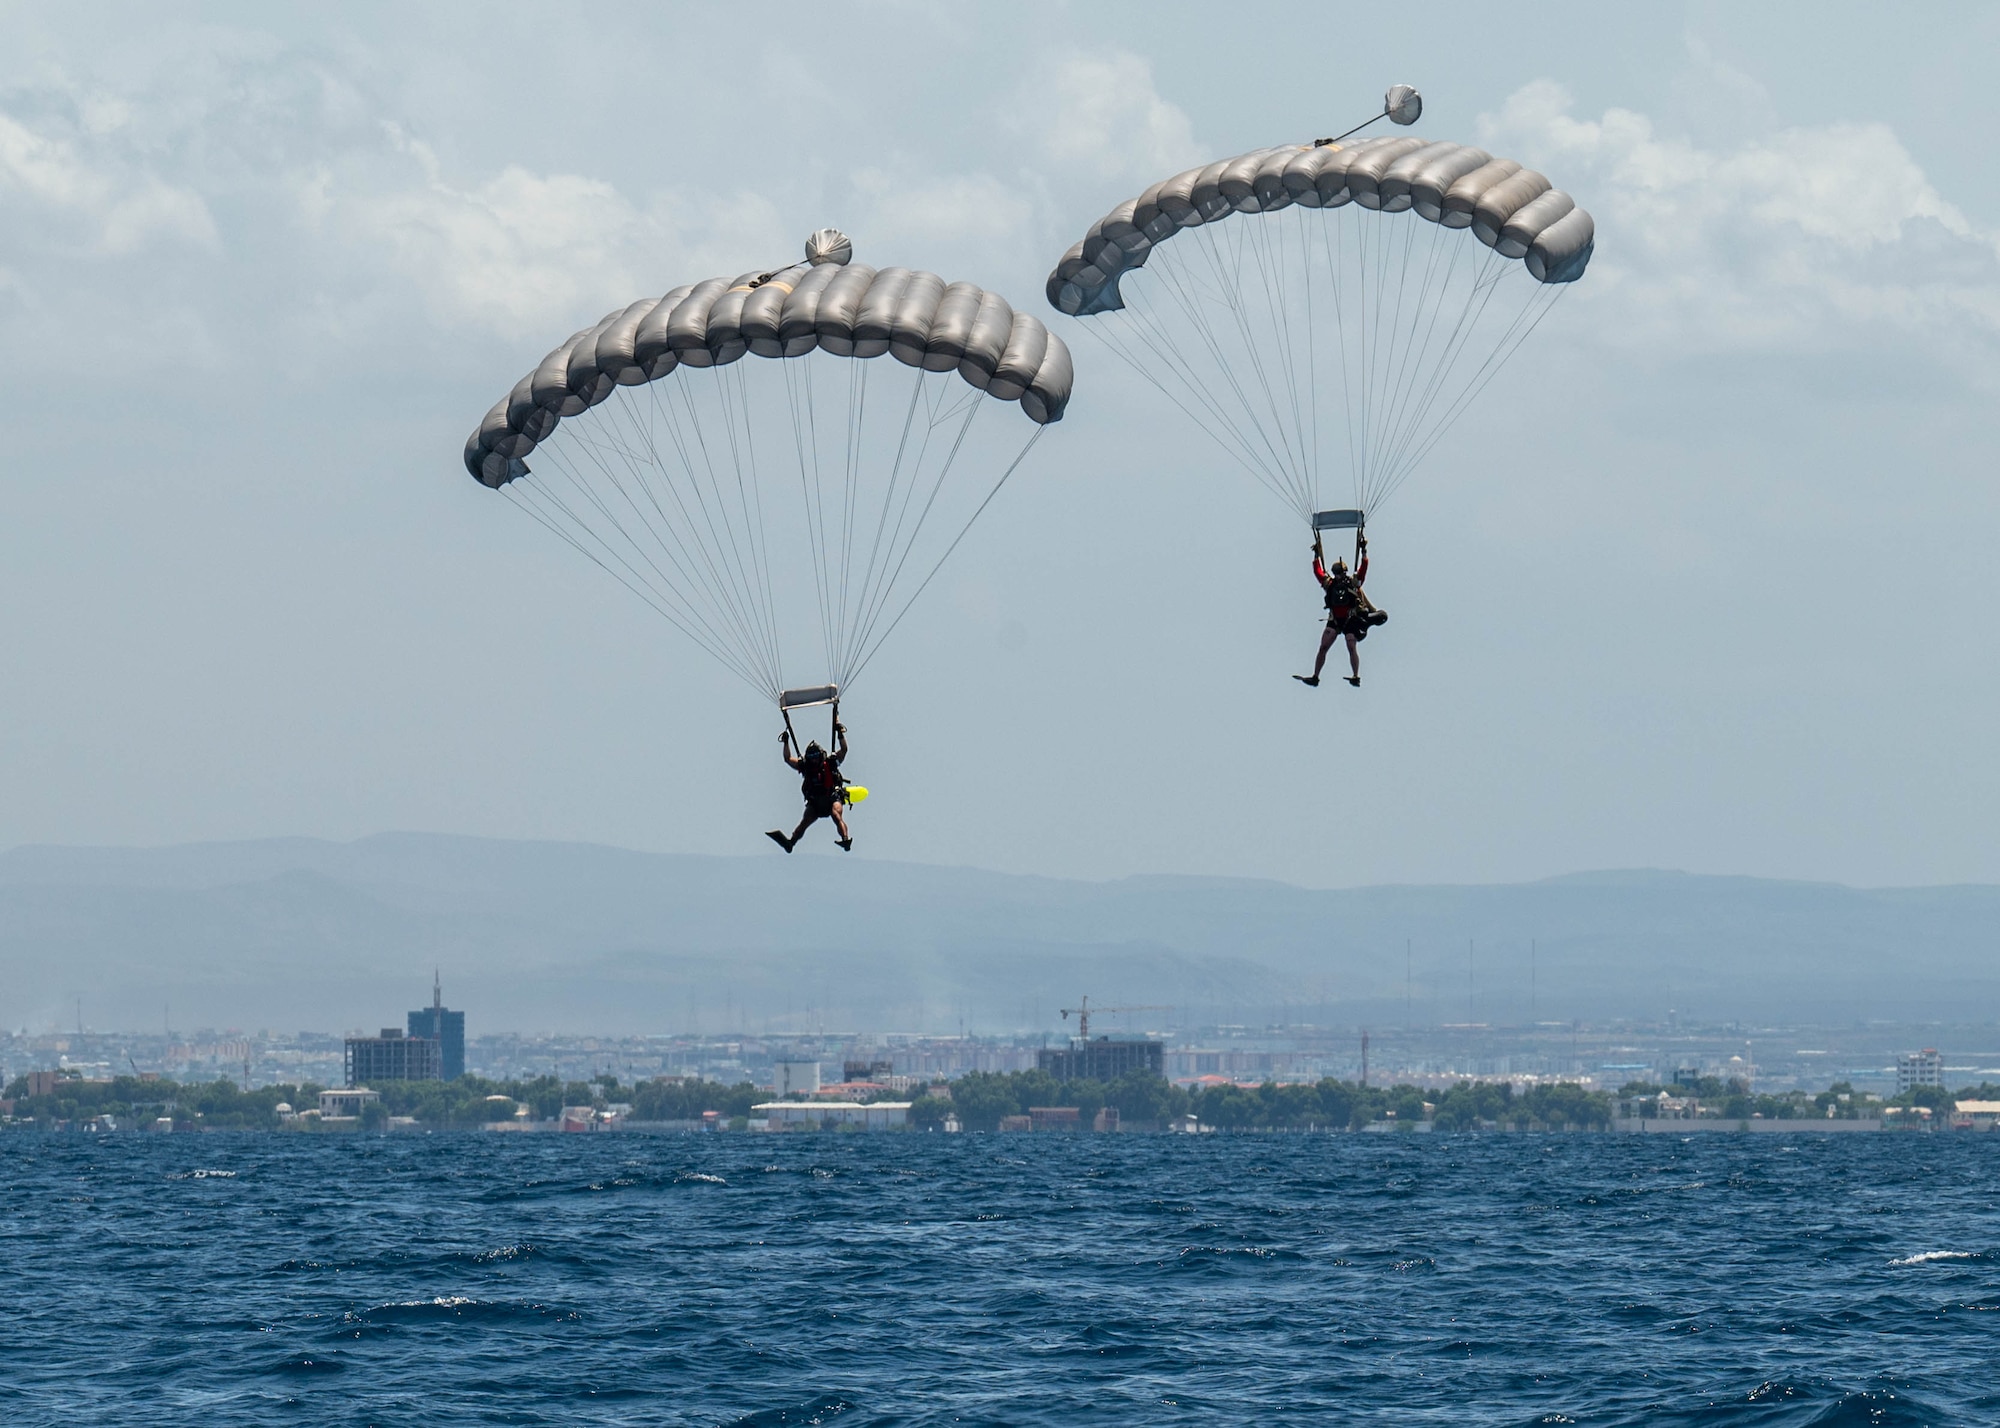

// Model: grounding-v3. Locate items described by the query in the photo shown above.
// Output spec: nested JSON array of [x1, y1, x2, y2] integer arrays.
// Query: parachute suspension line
[[1362, 200, 1409, 507], [717, 361, 788, 692], [1117, 243, 1253, 458], [646, 380, 785, 697], [1142, 223, 1303, 492], [612, 384, 784, 696], [585, 396, 782, 687], [841, 375, 986, 681], [835, 356, 870, 681], [838, 371, 929, 683], [1372, 218, 1456, 495], [643, 377, 798, 697], [1306, 203, 1362, 521], [602, 377, 779, 695], [1367, 242, 1511, 508], [502, 464, 768, 695], [1199, 218, 1315, 514], [531, 423, 769, 683], [1237, 208, 1317, 516], [590, 388, 735, 636], [1361, 217, 1460, 511], [843, 423, 1045, 691], [1375, 281, 1565, 510], [1121, 229, 1314, 513], [1288, 200, 1320, 512], [668, 371, 786, 694], [782, 355, 840, 689], [1105, 273, 1287, 504]]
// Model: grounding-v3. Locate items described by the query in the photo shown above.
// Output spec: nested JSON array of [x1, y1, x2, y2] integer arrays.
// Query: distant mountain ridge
[[2, 833, 1995, 1033]]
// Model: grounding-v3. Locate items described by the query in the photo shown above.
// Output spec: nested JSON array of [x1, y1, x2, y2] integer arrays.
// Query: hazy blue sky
[[1, 1, 1995, 888]]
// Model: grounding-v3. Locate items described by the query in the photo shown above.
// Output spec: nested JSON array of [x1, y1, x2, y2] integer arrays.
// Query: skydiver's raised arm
[[780, 730, 802, 770], [832, 724, 848, 763]]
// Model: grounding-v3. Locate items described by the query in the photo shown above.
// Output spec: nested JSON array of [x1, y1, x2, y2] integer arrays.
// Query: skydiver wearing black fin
[[767, 720, 854, 853], [1295, 530, 1386, 688]]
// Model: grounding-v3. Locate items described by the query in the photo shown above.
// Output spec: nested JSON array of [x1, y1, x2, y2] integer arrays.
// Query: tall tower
[[408, 973, 466, 1081]]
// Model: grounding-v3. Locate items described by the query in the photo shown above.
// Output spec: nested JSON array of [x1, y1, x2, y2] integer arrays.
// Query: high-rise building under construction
[[408, 974, 465, 1081], [1037, 1038, 1163, 1082]]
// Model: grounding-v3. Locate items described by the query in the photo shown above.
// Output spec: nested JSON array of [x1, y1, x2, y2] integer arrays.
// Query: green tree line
[[1, 1072, 762, 1131], [911, 1070, 1614, 1132], [1616, 1077, 1917, 1121]]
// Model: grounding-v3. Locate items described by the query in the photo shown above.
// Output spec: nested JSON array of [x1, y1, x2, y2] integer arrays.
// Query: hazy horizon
[[6, 825, 1999, 894], [6, 831, 1996, 1036]]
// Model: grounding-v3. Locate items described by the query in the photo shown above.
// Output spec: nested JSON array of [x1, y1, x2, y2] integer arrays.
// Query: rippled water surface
[[5, 1132, 1997, 1426]]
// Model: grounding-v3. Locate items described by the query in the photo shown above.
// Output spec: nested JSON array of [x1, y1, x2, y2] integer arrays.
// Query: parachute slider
[[1312, 509, 1365, 531], [779, 684, 840, 710]]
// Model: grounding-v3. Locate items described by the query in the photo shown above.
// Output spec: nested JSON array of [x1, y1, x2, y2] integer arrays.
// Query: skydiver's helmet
[[1329, 557, 1348, 575], [803, 742, 826, 764]]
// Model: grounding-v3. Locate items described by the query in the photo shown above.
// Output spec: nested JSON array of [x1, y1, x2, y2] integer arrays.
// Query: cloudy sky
[[1, 1, 1995, 889]]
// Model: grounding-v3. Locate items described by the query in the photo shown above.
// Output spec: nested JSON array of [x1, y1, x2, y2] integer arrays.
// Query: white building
[[772, 1061, 822, 1098], [319, 1087, 380, 1120], [756, 1100, 909, 1131], [1897, 1050, 1944, 1094]]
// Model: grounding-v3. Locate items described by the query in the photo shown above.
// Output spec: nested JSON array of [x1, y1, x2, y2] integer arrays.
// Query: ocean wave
[[721, 1394, 855, 1426], [1888, 1249, 1983, 1267], [261, 1355, 344, 1375], [350, 1297, 581, 1326], [14, 1127, 2000, 1423], [166, 1169, 238, 1179], [1172, 1245, 1307, 1267]]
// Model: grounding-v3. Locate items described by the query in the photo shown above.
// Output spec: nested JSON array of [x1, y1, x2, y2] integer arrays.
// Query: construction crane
[[1060, 996, 1170, 1040]]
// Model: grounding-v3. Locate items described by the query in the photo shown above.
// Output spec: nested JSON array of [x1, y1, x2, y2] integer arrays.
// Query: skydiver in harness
[[767, 719, 854, 853], [1294, 530, 1386, 687]]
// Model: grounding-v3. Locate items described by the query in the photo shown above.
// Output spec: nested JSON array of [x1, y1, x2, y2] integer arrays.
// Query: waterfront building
[[406, 974, 465, 1080], [756, 1100, 910, 1131], [1038, 1037, 1163, 1082], [772, 1060, 821, 1097], [1897, 1049, 1944, 1094], [319, 1088, 380, 1120], [344, 1028, 440, 1087], [1951, 1099, 2000, 1130]]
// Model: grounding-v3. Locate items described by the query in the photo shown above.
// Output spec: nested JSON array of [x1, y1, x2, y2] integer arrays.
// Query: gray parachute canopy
[[1047, 131, 1592, 523], [462, 232, 1071, 705]]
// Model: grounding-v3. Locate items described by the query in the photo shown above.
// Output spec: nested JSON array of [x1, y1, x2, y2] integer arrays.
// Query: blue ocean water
[[3, 1132, 1995, 1426]]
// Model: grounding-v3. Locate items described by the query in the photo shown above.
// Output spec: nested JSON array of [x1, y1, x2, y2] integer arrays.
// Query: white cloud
[[295, 125, 786, 341], [1014, 51, 1198, 186], [1480, 80, 2000, 358], [0, 109, 215, 254]]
